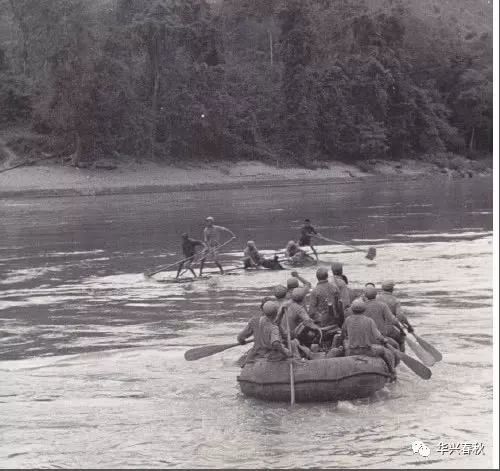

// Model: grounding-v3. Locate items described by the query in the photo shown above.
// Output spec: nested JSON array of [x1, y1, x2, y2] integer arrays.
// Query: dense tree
[[0, 0, 493, 165]]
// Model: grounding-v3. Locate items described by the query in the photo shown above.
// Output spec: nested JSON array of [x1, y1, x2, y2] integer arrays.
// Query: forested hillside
[[0, 0, 493, 167]]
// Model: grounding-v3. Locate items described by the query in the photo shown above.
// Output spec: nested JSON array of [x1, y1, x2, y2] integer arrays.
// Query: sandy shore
[[0, 158, 490, 199]]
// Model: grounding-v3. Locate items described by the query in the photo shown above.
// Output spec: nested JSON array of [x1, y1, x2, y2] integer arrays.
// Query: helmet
[[364, 286, 377, 300], [274, 285, 287, 299], [351, 299, 366, 313], [181, 233, 188, 239], [287, 278, 299, 289], [316, 267, 329, 280], [331, 262, 343, 275], [247, 240, 255, 247], [260, 296, 274, 310], [382, 280, 395, 291], [287, 240, 296, 248], [291, 287, 307, 302], [262, 301, 279, 316], [206, 216, 214, 222]]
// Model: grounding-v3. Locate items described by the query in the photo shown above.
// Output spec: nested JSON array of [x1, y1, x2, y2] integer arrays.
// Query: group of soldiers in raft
[[236, 265, 414, 381], [173, 216, 410, 379]]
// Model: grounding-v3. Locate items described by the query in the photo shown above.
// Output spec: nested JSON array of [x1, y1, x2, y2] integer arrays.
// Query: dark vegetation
[[0, 0, 493, 167]]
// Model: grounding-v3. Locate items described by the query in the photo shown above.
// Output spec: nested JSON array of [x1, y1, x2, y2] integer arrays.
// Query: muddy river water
[[0, 176, 494, 468]]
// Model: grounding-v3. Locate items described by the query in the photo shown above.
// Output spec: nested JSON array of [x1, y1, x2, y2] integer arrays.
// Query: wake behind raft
[[237, 355, 392, 403]]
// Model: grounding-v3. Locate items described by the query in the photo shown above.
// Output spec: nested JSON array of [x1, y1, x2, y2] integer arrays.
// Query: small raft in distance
[[237, 355, 391, 403]]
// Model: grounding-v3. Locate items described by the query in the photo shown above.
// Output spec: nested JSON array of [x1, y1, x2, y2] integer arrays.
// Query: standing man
[[377, 281, 415, 334], [363, 286, 405, 351], [176, 233, 206, 279], [199, 216, 236, 276], [308, 267, 342, 328], [331, 262, 351, 312], [299, 218, 319, 260]]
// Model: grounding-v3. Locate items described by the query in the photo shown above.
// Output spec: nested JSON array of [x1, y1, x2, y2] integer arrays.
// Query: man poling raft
[[176, 233, 206, 279], [199, 216, 236, 276], [298, 218, 319, 260]]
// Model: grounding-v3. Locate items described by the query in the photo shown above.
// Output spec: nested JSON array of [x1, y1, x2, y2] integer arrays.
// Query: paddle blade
[[406, 336, 436, 367], [184, 342, 242, 361], [388, 345, 432, 380], [413, 334, 443, 362], [365, 247, 376, 260]]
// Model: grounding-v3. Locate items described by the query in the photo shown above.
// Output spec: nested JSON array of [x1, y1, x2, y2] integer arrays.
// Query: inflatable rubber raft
[[237, 355, 391, 402]]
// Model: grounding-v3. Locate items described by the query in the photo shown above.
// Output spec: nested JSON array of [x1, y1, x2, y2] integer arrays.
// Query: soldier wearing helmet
[[363, 286, 405, 351], [338, 299, 397, 380], [331, 262, 351, 311], [378, 281, 414, 334], [237, 301, 291, 365], [276, 287, 320, 349], [308, 267, 343, 328]]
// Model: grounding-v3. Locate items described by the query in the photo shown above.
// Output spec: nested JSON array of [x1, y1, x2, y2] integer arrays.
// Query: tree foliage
[[0, 0, 492, 164]]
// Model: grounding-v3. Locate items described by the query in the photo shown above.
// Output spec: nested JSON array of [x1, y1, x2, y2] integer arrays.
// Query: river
[[0, 176, 494, 468]]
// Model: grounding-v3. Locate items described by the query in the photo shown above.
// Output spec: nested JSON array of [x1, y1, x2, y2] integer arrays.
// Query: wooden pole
[[284, 308, 296, 405]]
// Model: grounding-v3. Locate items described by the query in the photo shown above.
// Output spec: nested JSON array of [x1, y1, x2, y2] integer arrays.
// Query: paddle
[[386, 344, 432, 380], [184, 338, 253, 361], [405, 334, 435, 366], [315, 234, 377, 260], [410, 332, 442, 362], [145, 237, 235, 278], [284, 307, 296, 405]]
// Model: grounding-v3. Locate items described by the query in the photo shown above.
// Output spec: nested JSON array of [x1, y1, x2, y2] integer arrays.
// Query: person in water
[[176, 233, 206, 279], [199, 216, 236, 276], [237, 301, 291, 365], [377, 281, 414, 334], [261, 254, 284, 270], [299, 218, 319, 260], [339, 299, 396, 380]]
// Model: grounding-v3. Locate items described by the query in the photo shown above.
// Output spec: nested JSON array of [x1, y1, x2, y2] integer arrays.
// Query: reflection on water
[[0, 177, 493, 468]]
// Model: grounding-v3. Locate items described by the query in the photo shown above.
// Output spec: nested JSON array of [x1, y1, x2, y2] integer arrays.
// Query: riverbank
[[0, 156, 492, 199]]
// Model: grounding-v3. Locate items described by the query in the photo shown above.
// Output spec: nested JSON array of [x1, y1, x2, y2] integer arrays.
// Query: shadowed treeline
[[0, 0, 493, 167]]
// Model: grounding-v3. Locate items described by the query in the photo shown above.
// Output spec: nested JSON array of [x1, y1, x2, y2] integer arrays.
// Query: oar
[[284, 307, 296, 405], [316, 234, 376, 260], [184, 338, 253, 361], [144, 253, 195, 278], [386, 344, 432, 380], [145, 237, 235, 278], [410, 332, 442, 362], [405, 334, 435, 366]]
